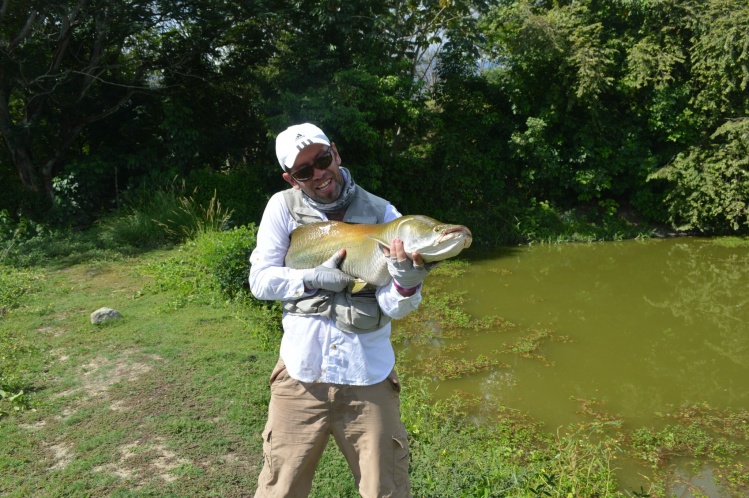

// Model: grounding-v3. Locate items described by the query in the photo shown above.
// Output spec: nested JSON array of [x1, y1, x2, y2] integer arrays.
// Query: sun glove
[[386, 256, 431, 290], [302, 250, 354, 293]]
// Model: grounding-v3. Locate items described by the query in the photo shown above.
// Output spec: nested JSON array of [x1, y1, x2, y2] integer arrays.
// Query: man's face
[[283, 143, 345, 204]]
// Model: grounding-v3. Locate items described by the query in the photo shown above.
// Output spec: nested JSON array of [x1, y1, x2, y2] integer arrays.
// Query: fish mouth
[[438, 226, 473, 248]]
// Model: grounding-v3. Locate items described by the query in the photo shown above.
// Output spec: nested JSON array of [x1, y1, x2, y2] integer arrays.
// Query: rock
[[90, 307, 123, 324]]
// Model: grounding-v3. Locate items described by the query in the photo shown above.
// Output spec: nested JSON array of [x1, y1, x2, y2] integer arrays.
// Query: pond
[[396, 237, 749, 495]]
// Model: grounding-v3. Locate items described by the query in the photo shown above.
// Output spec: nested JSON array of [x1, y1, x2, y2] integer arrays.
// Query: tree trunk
[[12, 147, 40, 193]]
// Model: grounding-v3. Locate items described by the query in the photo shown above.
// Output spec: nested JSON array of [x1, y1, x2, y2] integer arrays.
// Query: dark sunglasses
[[289, 147, 333, 182]]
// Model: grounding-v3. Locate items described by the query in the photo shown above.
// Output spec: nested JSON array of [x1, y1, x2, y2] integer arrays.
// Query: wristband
[[393, 281, 420, 293]]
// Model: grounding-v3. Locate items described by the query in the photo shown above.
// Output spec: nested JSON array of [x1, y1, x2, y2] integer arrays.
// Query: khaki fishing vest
[[281, 186, 392, 333]]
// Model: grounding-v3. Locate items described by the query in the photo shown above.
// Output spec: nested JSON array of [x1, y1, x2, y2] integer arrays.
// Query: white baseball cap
[[275, 123, 331, 170]]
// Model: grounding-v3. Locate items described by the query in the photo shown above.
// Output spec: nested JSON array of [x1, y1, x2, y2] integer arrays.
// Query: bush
[[191, 225, 258, 298], [651, 119, 749, 233], [99, 180, 233, 248], [0, 266, 41, 315], [143, 225, 257, 301], [186, 167, 273, 227], [0, 209, 133, 268], [141, 224, 283, 349], [516, 199, 651, 243]]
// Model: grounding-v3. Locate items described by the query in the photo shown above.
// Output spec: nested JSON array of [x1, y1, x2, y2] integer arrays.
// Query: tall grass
[[99, 180, 233, 248]]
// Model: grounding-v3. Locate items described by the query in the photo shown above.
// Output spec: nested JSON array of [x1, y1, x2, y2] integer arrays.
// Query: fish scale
[[285, 215, 472, 287]]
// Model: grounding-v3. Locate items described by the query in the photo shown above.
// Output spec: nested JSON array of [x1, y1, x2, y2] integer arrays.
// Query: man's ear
[[282, 172, 300, 189], [331, 142, 341, 166]]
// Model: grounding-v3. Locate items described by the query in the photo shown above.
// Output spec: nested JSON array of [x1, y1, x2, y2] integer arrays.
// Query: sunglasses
[[289, 147, 333, 182]]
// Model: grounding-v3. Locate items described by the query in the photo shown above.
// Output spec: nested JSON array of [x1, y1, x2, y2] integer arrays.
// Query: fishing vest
[[281, 186, 392, 334]]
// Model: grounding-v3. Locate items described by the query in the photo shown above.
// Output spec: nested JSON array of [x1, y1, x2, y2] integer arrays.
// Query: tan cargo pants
[[254, 358, 412, 498]]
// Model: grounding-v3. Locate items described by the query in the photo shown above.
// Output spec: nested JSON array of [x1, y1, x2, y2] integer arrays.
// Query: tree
[[637, 0, 749, 232], [652, 118, 749, 231], [0, 0, 266, 208], [261, 0, 488, 192], [2, 1, 148, 202]]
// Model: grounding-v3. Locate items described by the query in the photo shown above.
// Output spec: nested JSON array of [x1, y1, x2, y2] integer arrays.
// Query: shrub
[[141, 223, 284, 350], [191, 225, 258, 298], [186, 167, 272, 227], [651, 119, 749, 233], [142, 225, 258, 302], [99, 180, 233, 248], [0, 266, 41, 315]]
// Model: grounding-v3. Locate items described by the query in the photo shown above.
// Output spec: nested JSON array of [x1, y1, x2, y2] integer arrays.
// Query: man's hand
[[302, 248, 354, 293], [382, 238, 430, 294]]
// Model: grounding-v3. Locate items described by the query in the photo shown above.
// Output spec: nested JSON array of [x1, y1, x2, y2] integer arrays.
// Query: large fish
[[285, 215, 472, 287]]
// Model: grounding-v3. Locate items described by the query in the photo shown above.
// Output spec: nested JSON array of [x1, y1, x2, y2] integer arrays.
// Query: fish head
[[396, 215, 473, 263]]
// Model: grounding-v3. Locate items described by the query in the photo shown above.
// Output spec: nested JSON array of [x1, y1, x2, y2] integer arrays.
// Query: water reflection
[[398, 236, 749, 426]]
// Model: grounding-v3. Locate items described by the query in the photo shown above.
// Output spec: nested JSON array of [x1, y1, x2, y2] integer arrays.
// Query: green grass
[[0, 256, 273, 496], [1, 229, 748, 497], [710, 235, 749, 248]]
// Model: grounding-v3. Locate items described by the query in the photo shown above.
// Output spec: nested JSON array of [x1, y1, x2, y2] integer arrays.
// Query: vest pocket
[[334, 291, 384, 333]]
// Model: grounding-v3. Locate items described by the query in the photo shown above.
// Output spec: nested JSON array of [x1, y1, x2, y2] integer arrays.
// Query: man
[[249, 123, 429, 497]]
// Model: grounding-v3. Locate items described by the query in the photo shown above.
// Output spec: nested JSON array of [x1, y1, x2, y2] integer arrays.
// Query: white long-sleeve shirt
[[249, 191, 422, 385]]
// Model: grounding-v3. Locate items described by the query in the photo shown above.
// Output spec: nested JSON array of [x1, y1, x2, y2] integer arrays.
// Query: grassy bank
[[2, 218, 748, 496]]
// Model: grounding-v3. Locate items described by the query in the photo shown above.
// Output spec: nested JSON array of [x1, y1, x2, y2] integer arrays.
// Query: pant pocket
[[269, 357, 286, 387], [387, 369, 401, 393], [261, 425, 274, 475], [392, 433, 411, 495]]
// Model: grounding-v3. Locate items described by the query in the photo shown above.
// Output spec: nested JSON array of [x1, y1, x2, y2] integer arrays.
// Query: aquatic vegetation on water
[[664, 403, 749, 441], [502, 327, 573, 366], [420, 351, 507, 381], [393, 251, 749, 498], [573, 397, 623, 424]]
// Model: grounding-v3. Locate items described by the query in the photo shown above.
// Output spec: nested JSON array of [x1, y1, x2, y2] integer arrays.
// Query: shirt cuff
[[286, 270, 310, 299]]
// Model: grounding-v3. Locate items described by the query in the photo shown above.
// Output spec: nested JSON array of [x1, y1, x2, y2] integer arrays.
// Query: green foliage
[[479, 0, 633, 206], [651, 119, 749, 232], [517, 199, 651, 243], [99, 181, 233, 248], [688, 0, 749, 119], [0, 0, 272, 206], [185, 167, 272, 227], [0, 265, 40, 315], [631, 424, 739, 468], [141, 224, 283, 349], [189, 226, 257, 299], [0, 210, 46, 249], [401, 378, 623, 497], [0, 207, 132, 268], [143, 225, 257, 303], [1, 228, 129, 268]]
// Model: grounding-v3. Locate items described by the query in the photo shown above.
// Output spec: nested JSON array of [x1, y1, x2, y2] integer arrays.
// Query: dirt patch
[[109, 399, 130, 412], [56, 351, 163, 402], [48, 442, 74, 470], [37, 326, 67, 336], [19, 420, 47, 431], [94, 438, 190, 484]]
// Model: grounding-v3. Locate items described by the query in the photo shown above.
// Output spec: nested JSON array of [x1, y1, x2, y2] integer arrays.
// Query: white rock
[[90, 307, 123, 324]]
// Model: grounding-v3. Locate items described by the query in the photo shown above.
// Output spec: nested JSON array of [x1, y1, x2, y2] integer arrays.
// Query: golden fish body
[[285, 215, 473, 286]]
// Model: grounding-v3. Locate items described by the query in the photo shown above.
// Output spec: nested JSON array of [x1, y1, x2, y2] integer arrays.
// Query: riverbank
[[2, 229, 747, 496], [0, 237, 624, 497]]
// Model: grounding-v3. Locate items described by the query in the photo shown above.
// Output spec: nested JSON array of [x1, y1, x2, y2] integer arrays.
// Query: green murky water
[[397, 237, 749, 494]]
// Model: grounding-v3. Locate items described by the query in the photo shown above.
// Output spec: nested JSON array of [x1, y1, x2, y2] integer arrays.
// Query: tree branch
[[8, 10, 40, 51]]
